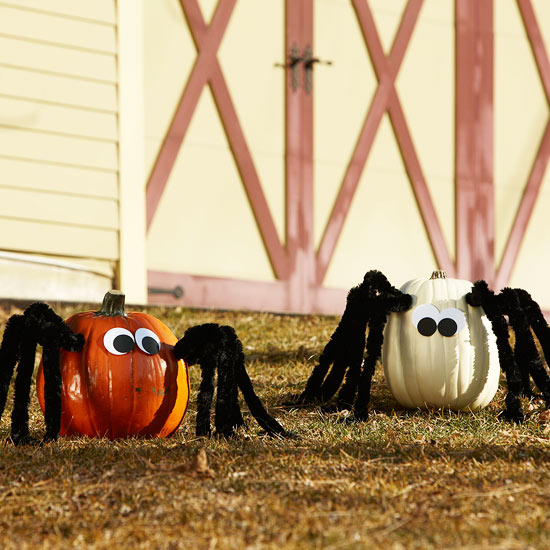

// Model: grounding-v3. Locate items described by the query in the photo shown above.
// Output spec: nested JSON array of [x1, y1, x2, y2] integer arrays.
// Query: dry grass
[[1, 303, 550, 549]]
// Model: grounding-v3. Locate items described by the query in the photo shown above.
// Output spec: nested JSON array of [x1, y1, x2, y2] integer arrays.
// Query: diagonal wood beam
[[146, 0, 289, 280], [146, 0, 235, 229], [316, 0, 454, 284], [495, 0, 550, 288]]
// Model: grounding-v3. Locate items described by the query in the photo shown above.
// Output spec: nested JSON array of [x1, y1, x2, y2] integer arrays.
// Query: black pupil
[[113, 334, 134, 353], [142, 336, 160, 355], [438, 318, 458, 337], [417, 317, 437, 337]]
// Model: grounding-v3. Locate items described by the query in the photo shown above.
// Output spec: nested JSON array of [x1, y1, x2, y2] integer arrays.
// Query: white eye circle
[[135, 328, 161, 355], [103, 327, 135, 355], [412, 304, 440, 336], [438, 308, 466, 337]]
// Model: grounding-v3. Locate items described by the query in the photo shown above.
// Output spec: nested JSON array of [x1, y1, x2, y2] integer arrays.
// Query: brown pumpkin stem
[[430, 270, 447, 280], [96, 290, 127, 317]]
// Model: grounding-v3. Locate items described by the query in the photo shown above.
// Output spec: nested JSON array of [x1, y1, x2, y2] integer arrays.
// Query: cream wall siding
[[0, 0, 119, 299]]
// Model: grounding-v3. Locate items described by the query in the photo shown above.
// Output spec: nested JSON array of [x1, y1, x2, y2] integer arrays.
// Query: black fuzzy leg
[[41, 342, 63, 442], [515, 289, 550, 361], [466, 281, 524, 422], [220, 324, 286, 436], [300, 283, 369, 404], [353, 312, 388, 420], [300, 270, 410, 407], [174, 323, 288, 437], [510, 289, 550, 407], [0, 314, 24, 422], [7, 303, 84, 444], [214, 327, 242, 436], [195, 357, 216, 436], [235, 360, 288, 436], [500, 288, 536, 397], [31, 305, 84, 442], [10, 332, 38, 445], [337, 290, 411, 412]]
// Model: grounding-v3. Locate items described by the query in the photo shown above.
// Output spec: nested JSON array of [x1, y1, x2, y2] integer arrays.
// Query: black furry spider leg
[[300, 285, 369, 404], [515, 289, 550, 363], [32, 305, 84, 442], [194, 355, 216, 436], [300, 271, 391, 405], [499, 288, 550, 406], [216, 326, 246, 434], [500, 288, 537, 398], [234, 355, 288, 436], [174, 323, 288, 437], [507, 289, 550, 407], [3, 303, 84, 444], [336, 291, 412, 412], [10, 331, 38, 444], [467, 281, 524, 422], [353, 312, 388, 420], [0, 314, 24, 423]]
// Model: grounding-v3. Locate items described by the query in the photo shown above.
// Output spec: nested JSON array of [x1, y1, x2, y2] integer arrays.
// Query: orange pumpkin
[[36, 290, 189, 439]]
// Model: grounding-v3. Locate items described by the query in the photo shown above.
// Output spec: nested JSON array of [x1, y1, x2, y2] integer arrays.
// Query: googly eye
[[135, 328, 161, 355], [412, 304, 440, 337], [103, 327, 135, 355], [438, 308, 466, 337]]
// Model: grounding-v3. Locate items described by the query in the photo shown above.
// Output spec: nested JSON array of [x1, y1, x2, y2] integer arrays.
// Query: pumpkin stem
[[430, 270, 447, 280], [96, 290, 127, 317]]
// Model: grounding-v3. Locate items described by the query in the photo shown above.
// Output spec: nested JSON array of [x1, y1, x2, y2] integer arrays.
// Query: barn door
[[144, 0, 550, 312], [145, 0, 320, 312]]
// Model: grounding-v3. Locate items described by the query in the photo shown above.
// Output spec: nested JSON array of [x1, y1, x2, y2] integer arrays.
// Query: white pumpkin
[[382, 271, 500, 411]]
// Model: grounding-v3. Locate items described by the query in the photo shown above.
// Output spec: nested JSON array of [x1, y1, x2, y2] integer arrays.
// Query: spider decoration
[[0, 291, 288, 444], [299, 270, 550, 423]]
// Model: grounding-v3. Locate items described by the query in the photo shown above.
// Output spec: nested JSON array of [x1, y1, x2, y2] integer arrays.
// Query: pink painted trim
[[455, 0, 494, 283], [285, 0, 316, 310], [495, 0, 550, 288], [147, 270, 347, 314]]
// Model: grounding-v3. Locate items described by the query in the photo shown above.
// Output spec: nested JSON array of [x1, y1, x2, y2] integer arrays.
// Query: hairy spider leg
[[300, 270, 412, 418], [299, 285, 369, 405], [500, 288, 538, 398], [514, 289, 550, 407], [353, 311, 389, 420], [174, 323, 288, 437], [0, 314, 25, 423], [505, 289, 550, 407], [466, 281, 524, 422], [498, 288, 550, 406], [10, 329, 39, 444], [0, 304, 83, 444]]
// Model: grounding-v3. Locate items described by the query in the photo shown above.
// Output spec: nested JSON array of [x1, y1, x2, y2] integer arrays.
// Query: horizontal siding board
[[0, 187, 119, 230], [0, 65, 117, 112], [0, 127, 118, 170], [0, 4, 116, 53], [0, 157, 118, 199], [0, 35, 117, 82], [0, 96, 117, 140], [0, 218, 119, 260], [0, 0, 116, 25]]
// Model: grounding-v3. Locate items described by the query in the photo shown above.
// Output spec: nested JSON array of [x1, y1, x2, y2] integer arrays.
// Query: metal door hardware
[[302, 45, 332, 94], [148, 286, 184, 299], [275, 44, 332, 92]]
